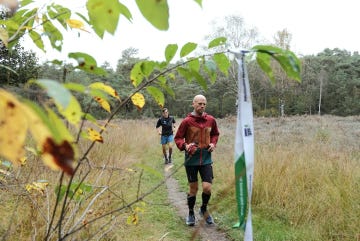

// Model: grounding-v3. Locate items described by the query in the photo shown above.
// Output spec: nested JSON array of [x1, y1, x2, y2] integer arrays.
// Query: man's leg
[[162, 144, 168, 164], [186, 182, 198, 226], [168, 142, 173, 163], [199, 165, 214, 224], [200, 182, 212, 213], [185, 166, 199, 226]]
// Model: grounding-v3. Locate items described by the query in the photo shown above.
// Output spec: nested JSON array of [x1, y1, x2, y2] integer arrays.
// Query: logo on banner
[[244, 125, 252, 137]]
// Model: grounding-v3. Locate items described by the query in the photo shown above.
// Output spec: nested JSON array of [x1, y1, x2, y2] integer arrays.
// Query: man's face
[[193, 97, 206, 114], [162, 110, 169, 117]]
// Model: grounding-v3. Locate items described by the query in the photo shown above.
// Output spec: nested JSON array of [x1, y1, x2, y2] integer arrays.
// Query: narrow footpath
[[164, 165, 230, 241]]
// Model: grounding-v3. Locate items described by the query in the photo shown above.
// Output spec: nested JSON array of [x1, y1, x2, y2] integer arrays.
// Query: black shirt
[[156, 116, 175, 136]]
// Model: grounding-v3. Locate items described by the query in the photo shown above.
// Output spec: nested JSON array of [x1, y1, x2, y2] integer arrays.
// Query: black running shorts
[[185, 164, 213, 183]]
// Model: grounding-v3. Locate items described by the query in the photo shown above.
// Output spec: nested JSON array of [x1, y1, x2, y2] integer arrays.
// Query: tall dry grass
[[213, 115, 360, 241], [0, 115, 359, 240], [0, 118, 185, 240]]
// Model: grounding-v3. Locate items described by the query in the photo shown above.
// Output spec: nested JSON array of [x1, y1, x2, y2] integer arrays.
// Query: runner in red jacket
[[174, 94, 220, 226]]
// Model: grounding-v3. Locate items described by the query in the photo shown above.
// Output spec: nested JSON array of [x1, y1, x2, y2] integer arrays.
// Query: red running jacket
[[174, 112, 220, 166]]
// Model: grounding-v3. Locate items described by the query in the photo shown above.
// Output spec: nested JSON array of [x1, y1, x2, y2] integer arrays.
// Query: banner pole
[[233, 50, 254, 241]]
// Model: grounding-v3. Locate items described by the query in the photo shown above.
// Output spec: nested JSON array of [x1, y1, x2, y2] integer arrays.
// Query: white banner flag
[[234, 51, 254, 241]]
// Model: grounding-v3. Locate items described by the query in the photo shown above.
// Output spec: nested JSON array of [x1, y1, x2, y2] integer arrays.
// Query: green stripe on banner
[[234, 152, 247, 229]]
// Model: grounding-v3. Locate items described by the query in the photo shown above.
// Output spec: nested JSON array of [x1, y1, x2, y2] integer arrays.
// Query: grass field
[[0, 115, 359, 241]]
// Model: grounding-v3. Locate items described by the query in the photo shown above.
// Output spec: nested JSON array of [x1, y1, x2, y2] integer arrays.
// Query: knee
[[202, 183, 212, 194], [189, 185, 198, 195]]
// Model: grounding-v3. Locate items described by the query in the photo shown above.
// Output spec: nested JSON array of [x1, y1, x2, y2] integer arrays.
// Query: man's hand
[[186, 143, 198, 156], [207, 143, 215, 152]]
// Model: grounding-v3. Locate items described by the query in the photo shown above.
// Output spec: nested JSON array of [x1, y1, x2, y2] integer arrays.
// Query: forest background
[[2, 14, 359, 118]]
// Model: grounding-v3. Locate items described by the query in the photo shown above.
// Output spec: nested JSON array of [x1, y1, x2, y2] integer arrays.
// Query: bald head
[[192, 95, 207, 116], [193, 94, 206, 103]]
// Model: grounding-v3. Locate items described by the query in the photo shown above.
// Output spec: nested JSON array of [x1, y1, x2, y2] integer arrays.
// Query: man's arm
[[174, 120, 186, 151], [156, 119, 162, 135], [210, 120, 220, 146]]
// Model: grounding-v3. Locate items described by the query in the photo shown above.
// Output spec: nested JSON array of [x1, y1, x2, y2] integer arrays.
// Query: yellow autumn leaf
[[26, 181, 49, 194], [127, 213, 139, 225], [131, 92, 145, 110], [66, 19, 89, 32], [66, 19, 84, 29], [134, 206, 144, 213], [94, 96, 111, 112], [86, 128, 103, 143], [89, 82, 120, 100], [56, 95, 82, 126], [19, 157, 26, 166], [0, 89, 29, 164], [0, 89, 76, 175], [23, 102, 76, 175]]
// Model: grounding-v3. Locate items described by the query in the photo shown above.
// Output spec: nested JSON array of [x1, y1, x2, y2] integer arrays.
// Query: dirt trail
[[164, 165, 230, 241]]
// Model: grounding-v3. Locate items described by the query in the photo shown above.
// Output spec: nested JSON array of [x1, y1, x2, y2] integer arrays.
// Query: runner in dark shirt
[[156, 108, 176, 164]]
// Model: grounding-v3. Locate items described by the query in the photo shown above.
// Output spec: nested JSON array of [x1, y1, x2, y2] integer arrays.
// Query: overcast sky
[[24, 0, 360, 68]]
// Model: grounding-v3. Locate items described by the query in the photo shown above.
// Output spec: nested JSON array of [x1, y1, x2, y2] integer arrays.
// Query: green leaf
[[87, 0, 124, 38], [208, 37, 227, 48], [68, 52, 107, 75], [63, 82, 86, 93], [42, 15, 63, 51], [146, 86, 165, 108], [32, 79, 82, 125], [193, 0, 202, 7], [130, 62, 145, 87], [29, 31, 45, 52], [20, 0, 33, 7], [188, 58, 200, 72], [89, 89, 108, 100], [204, 60, 217, 83], [176, 67, 193, 83], [135, 0, 169, 30], [141, 60, 156, 77], [192, 70, 207, 90], [129, 61, 156, 87], [165, 44, 178, 62], [55, 95, 83, 126], [22, 100, 63, 144], [83, 112, 97, 124], [34, 79, 71, 109], [213, 53, 231, 75], [75, 12, 91, 25], [47, 4, 71, 29], [157, 79, 175, 98], [252, 45, 302, 82], [255, 52, 275, 85], [180, 42, 197, 57], [55, 182, 93, 202], [119, 2, 133, 21], [46, 107, 76, 141]]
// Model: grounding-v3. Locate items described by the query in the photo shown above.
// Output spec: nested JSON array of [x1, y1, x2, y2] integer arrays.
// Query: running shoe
[[199, 208, 214, 225], [186, 214, 195, 226]]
